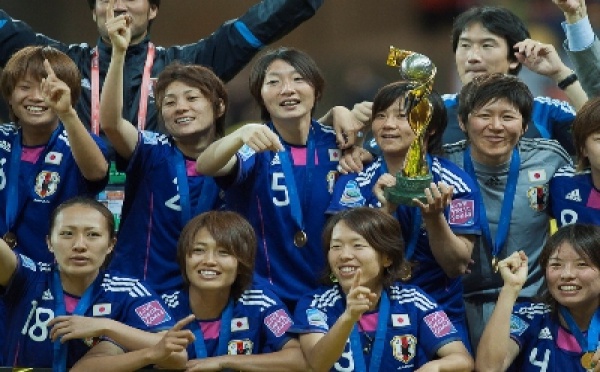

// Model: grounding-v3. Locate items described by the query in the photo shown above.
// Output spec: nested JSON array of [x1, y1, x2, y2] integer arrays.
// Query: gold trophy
[[384, 46, 436, 205]]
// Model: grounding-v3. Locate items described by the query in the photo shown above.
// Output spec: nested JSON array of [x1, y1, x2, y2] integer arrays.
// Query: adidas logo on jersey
[[271, 154, 281, 166], [565, 189, 582, 202], [484, 176, 501, 187], [42, 289, 54, 300], [538, 327, 552, 340]]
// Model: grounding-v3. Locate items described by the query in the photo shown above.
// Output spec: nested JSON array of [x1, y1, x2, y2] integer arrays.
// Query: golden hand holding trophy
[[384, 46, 436, 205]]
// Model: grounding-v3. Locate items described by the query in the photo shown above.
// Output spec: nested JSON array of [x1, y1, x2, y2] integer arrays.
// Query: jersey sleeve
[[0, 254, 38, 302], [114, 280, 175, 333], [508, 302, 545, 351], [290, 292, 330, 335], [257, 286, 295, 353]]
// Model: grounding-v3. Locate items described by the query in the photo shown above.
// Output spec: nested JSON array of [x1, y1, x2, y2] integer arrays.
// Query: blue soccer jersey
[[508, 302, 593, 371], [109, 131, 223, 295], [1, 254, 174, 368], [216, 121, 340, 307], [167, 283, 294, 359], [292, 283, 462, 371], [550, 166, 600, 227], [327, 156, 481, 343], [0, 124, 108, 264]]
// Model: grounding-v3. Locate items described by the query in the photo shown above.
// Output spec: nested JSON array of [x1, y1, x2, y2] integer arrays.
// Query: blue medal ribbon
[[175, 150, 219, 226], [271, 122, 315, 236], [52, 269, 102, 371], [190, 298, 234, 358], [349, 290, 390, 372], [463, 147, 520, 263], [559, 306, 600, 354]]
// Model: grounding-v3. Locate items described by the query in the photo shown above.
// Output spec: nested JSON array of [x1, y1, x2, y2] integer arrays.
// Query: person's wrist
[[557, 72, 578, 90], [564, 6, 587, 24]]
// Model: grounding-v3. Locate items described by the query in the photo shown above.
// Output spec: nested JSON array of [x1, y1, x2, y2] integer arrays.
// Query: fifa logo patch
[[391, 335, 416, 363], [339, 180, 365, 207], [527, 185, 548, 212], [35, 171, 60, 198], [135, 300, 171, 327], [228, 339, 253, 355]]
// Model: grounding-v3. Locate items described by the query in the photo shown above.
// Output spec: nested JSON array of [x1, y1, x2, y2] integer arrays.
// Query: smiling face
[[455, 22, 519, 85], [259, 59, 316, 124], [93, 0, 157, 45], [8, 74, 59, 129], [546, 242, 600, 316], [372, 97, 415, 158], [185, 228, 239, 294], [327, 221, 392, 295]]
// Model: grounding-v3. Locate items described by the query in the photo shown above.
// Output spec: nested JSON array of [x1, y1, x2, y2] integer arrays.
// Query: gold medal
[[581, 351, 594, 369], [3, 232, 17, 249], [293, 231, 307, 248], [492, 257, 499, 273]]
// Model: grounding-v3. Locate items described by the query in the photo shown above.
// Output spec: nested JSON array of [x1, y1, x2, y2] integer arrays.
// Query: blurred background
[[2, 0, 599, 129]]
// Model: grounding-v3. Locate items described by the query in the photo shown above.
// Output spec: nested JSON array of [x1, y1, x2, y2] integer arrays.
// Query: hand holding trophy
[[384, 47, 437, 205]]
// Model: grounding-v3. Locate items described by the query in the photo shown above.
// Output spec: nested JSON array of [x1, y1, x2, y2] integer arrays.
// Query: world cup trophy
[[384, 47, 436, 205]]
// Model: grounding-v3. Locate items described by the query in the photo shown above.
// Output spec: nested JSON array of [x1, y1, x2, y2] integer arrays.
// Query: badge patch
[[423, 311, 456, 338], [44, 151, 62, 165], [391, 313, 411, 327], [83, 336, 101, 348], [239, 144, 255, 162], [264, 309, 293, 337], [228, 339, 253, 355], [20, 254, 36, 272], [528, 169, 547, 183], [135, 300, 171, 327], [326, 171, 338, 194], [231, 317, 249, 332], [448, 199, 475, 226], [527, 185, 549, 211], [93, 303, 112, 316], [391, 335, 417, 363], [306, 308, 328, 330], [329, 149, 341, 162], [509, 314, 529, 336], [339, 180, 365, 207], [35, 171, 60, 198]]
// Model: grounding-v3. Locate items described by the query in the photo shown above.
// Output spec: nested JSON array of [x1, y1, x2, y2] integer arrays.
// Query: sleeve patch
[[509, 314, 529, 336], [448, 199, 475, 226], [264, 309, 293, 337], [423, 310, 457, 338], [135, 300, 171, 327]]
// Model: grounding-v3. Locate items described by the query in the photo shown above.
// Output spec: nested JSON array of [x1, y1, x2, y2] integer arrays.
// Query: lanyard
[[273, 122, 315, 234], [91, 43, 156, 135], [463, 147, 520, 264], [190, 298, 234, 358], [174, 151, 219, 226], [52, 269, 101, 371], [560, 307, 600, 353], [349, 290, 390, 372]]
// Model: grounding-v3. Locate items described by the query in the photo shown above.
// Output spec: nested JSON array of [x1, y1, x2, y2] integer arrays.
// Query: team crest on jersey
[[83, 336, 102, 348], [391, 335, 416, 363], [228, 339, 253, 355], [35, 171, 60, 198], [326, 171, 338, 194], [527, 185, 549, 211], [448, 199, 475, 226], [509, 314, 529, 336], [339, 180, 365, 207], [306, 308, 328, 329]]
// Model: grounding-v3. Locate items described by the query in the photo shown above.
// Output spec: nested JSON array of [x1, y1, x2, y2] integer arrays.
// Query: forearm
[[424, 214, 473, 277], [59, 108, 108, 181], [556, 72, 588, 111], [102, 320, 164, 351], [424, 353, 474, 372], [71, 347, 182, 372], [475, 286, 520, 372], [217, 347, 308, 372], [195, 131, 243, 176], [100, 52, 126, 133], [305, 314, 355, 372]]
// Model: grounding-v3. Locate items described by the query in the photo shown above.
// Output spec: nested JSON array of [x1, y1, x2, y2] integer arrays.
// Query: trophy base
[[385, 173, 433, 206]]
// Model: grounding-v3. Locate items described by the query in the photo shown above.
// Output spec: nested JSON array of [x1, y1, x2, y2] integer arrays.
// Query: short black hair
[[87, 0, 160, 9], [452, 6, 529, 75]]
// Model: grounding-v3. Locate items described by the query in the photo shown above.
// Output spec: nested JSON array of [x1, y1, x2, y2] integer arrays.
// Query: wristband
[[557, 73, 578, 90]]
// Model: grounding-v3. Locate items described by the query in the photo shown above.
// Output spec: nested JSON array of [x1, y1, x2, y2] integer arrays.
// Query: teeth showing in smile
[[340, 266, 357, 273], [175, 117, 193, 124], [200, 270, 218, 277], [26, 106, 47, 112], [281, 100, 299, 106], [559, 285, 579, 291]]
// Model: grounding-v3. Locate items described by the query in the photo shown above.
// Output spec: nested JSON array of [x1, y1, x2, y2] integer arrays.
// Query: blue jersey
[[292, 283, 462, 371], [550, 166, 600, 227], [1, 254, 173, 368], [327, 156, 481, 328], [217, 121, 340, 307], [508, 302, 593, 371], [0, 123, 108, 264], [442, 93, 576, 154], [109, 131, 223, 296], [167, 284, 294, 358]]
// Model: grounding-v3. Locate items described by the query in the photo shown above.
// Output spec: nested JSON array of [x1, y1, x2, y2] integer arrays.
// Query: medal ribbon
[[463, 147, 520, 262], [91, 43, 155, 135], [560, 306, 600, 353], [52, 269, 102, 371], [175, 151, 219, 226], [272, 122, 315, 235], [349, 290, 390, 372], [190, 298, 234, 357]]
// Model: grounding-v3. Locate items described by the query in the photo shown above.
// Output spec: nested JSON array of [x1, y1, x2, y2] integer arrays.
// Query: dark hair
[[371, 81, 447, 156], [249, 47, 325, 122], [176, 211, 256, 300], [452, 6, 530, 75], [87, 0, 160, 9], [0, 46, 81, 123], [321, 208, 410, 287], [49, 197, 116, 241], [154, 63, 228, 137], [572, 97, 600, 171], [458, 73, 532, 131], [538, 224, 600, 314]]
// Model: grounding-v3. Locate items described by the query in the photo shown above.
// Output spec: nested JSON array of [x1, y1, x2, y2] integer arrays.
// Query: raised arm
[[99, 0, 139, 160], [41, 60, 108, 181], [475, 251, 527, 372], [196, 123, 283, 176], [0, 237, 18, 287]]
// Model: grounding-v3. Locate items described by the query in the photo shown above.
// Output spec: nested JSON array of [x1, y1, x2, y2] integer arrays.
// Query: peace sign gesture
[[105, 0, 132, 53]]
